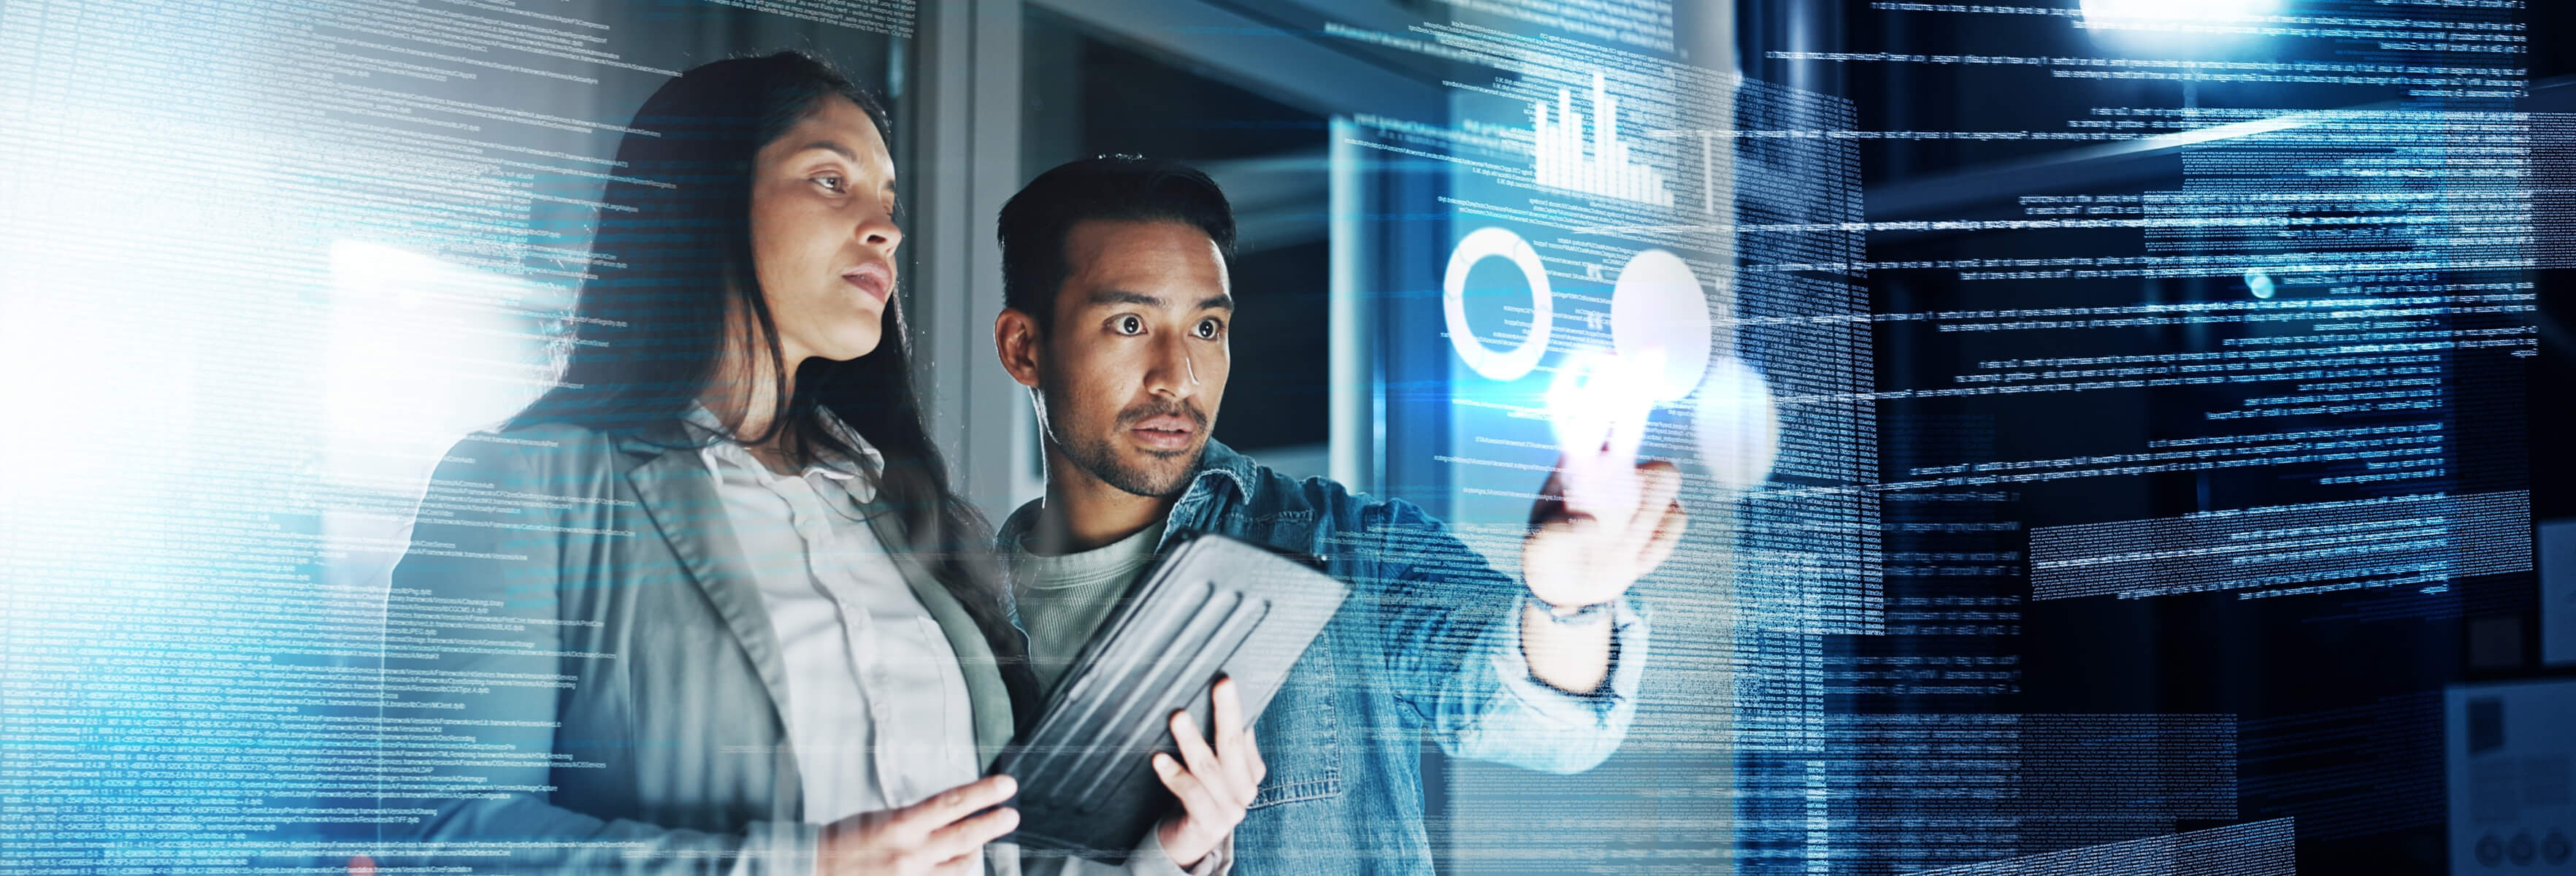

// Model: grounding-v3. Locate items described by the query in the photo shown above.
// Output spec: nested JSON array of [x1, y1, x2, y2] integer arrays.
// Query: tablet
[[992, 530, 1349, 862]]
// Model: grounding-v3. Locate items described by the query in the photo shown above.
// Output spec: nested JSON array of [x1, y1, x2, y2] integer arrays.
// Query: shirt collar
[[995, 439, 1256, 551], [1184, 439, 1256, 503], [681, 401, 883, 498]]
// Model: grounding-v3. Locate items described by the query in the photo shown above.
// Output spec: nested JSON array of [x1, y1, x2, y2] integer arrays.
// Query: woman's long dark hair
[[511, 50, 1036, 716]]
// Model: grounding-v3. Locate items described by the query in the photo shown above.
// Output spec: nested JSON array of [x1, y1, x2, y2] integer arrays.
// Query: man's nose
[[1144, 331, 1200, 401]]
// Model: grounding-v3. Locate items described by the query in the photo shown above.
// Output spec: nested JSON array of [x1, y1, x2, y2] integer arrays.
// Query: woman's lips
[[841, 264, 892, 303]]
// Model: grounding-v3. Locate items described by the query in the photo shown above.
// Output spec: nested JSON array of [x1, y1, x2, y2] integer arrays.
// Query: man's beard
[[1044, 383, 1211, 499]]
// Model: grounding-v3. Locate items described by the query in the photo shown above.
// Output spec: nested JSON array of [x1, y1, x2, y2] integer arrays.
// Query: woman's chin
[[813, 331, 882, 362]]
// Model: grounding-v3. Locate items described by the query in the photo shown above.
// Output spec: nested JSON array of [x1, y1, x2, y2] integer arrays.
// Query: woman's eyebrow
[[792, 140, 856, 161]]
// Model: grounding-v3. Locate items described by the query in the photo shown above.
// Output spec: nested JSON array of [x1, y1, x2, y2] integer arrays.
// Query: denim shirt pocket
[[1248, 622, 1346, 809]]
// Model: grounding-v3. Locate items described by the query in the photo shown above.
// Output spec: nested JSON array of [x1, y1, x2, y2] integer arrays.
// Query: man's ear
[[994, 307, 1043, 390]]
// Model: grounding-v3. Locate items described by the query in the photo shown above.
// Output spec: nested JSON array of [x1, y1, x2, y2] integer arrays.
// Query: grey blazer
[[383, 420, 1019, 873]]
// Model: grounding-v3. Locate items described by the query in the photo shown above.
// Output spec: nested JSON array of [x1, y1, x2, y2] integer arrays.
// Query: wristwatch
[[1524, 591, 1615, 626]]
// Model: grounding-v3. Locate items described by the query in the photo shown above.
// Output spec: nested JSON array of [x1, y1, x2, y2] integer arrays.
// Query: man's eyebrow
[[1085, 289, 1167, 308], [1084, 290, 1233, 311]]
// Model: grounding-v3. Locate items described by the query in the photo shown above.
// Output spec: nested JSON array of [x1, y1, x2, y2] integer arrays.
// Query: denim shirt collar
[[994, 438, 1257, 553], [1162, 439, 1259, 544]]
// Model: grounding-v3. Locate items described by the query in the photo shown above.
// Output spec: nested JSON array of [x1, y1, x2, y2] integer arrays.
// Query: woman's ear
[[994, 308, 1043, 390]]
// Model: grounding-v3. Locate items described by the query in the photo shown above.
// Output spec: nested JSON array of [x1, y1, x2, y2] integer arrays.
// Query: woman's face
[[746, 94, 902, 364]]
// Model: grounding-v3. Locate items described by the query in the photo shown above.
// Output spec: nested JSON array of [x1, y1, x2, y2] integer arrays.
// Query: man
[[988, 157, 1687, 875]]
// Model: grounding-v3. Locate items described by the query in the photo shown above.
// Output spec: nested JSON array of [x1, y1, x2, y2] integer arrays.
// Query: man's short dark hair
[[997, 155, 1237, 332]]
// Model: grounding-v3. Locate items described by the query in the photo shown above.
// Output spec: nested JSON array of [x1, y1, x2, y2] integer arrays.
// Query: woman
[[381, 51, 1258, 875]]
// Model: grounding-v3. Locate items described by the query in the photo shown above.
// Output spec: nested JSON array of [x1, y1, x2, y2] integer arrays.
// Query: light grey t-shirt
[[1003, 510, 1167, 693], [997, 508, 1239, 875]]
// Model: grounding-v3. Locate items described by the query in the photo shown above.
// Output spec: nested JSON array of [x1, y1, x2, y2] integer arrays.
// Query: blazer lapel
[[618, 434, 801, 739], [860, 506, 1019, 768], [614, 422, 1014, 777]]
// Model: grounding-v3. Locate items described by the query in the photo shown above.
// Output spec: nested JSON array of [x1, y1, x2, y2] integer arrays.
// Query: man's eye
[[1195, 319, 1222, 339], [1116, 315, 1143, 335], [813, 174, 845, 193]]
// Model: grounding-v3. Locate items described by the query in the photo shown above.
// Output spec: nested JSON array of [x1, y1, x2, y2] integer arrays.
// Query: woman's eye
[[1195, 319, 1222, 339], [813, 174, 845, 193], [1117, 315, 1143, 335]]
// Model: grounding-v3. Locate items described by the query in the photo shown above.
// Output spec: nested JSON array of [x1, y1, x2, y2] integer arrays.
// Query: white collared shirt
[[683, 403, 978, 826]]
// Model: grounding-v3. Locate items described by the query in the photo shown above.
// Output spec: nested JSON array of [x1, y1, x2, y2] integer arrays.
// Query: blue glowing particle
[[2244, 269, 2275, 299]]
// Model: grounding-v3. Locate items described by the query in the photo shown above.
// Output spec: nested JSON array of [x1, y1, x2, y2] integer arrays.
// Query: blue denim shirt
[[999, 440, 1649, 875]]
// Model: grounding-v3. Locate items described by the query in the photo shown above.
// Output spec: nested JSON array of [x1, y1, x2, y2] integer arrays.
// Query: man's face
[[1017, 219, 1233, 498]]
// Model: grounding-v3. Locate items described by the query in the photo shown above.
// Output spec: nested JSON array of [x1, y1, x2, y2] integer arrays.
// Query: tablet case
[[992, 531, 1349, 862]]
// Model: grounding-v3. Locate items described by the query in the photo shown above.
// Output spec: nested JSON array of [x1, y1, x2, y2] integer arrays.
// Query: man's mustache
[[1116, 399, 1209, 429]]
